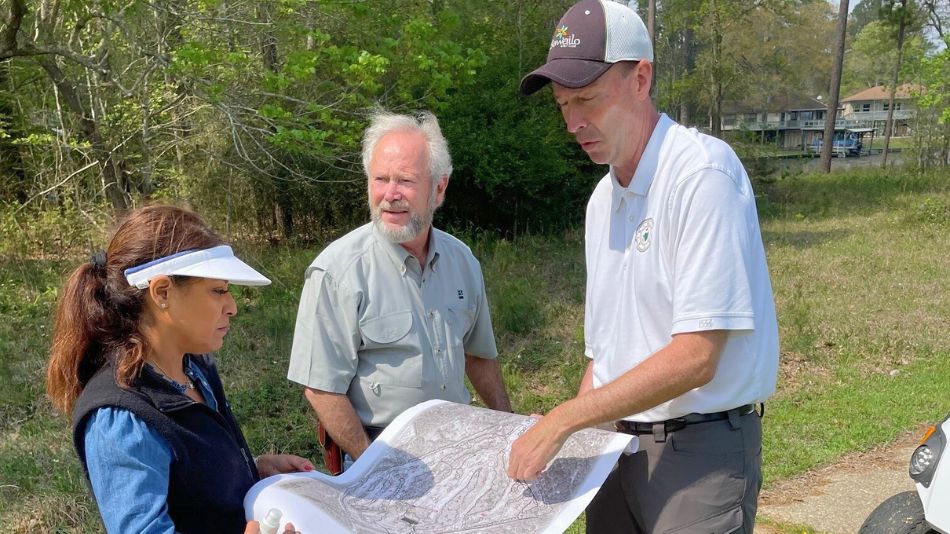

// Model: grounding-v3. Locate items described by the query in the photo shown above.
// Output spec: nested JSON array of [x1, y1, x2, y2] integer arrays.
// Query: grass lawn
[[874, 136, 914, 151], [1, 166, 948, 532]]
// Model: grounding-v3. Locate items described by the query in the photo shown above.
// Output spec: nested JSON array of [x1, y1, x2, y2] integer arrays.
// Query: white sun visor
[[124, 245, 271, 289]]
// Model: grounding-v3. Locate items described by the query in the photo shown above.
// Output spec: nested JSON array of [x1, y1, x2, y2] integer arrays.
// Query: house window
[[862, 104, 871, 112], [895, 103, 901, 111], [883, 102, 889, 111]]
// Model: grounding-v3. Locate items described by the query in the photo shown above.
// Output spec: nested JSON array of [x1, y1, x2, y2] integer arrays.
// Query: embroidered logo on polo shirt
[[457, 289, 464, 300], [635, 218, 654, 252]]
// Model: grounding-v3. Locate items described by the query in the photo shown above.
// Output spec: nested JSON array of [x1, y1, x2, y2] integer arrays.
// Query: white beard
[[370, 192, 436, 244]]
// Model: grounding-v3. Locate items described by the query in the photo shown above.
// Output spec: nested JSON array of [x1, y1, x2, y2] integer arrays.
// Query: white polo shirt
[[584, 114, 779, 422]]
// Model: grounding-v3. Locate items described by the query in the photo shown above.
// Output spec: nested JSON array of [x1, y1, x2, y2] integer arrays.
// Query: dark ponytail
[[46, 205, 224, 416]]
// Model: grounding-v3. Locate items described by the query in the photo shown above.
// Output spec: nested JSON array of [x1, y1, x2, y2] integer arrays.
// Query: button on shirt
[[288, 223, 498, 427], [584, 114, 779, 422]]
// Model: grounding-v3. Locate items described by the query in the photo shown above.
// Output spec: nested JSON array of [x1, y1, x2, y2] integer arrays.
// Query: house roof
[[842, 83, 923, 102]]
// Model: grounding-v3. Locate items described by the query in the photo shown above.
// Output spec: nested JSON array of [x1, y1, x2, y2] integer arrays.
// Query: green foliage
[[758, 166, 949, 220], [908, 36, 950, 169], [765, 349, 950, 480], [843, 20, 929, 94], [481, 239, 546, 336], [0, 202, 109, 259], [849, 0, 885, 37], [438, 70, 598, 232], [916, 37, 950, 125], [2, 0, 944, 238], [906, 195, 950, 226], [879, 0, 927, 39]]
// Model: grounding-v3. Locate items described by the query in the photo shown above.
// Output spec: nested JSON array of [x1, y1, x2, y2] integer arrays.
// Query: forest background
[[1, 0, 949, 532], [1, 0, 947, 239]]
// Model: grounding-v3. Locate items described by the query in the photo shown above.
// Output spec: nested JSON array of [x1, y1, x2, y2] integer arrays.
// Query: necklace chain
[[149, 359, 196, 390]]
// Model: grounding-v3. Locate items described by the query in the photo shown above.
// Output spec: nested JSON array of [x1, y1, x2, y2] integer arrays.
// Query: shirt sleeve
[[669, 168, 757, 334], [83, 407, 177, 534], [462, 262, 499, 359], [287, 268, 362, 392]]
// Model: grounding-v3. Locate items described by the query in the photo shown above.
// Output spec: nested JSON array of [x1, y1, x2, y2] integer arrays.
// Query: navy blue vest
[[72, 355, 259, 534]]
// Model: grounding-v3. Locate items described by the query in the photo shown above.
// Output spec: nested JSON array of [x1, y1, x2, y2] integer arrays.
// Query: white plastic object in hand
[[259, 508, 282, 534]]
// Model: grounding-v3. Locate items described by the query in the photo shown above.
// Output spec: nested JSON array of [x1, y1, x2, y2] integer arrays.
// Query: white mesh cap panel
[[602, 0, 654, 62]]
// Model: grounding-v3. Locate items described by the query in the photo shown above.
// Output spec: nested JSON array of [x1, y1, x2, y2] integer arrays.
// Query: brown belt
[[317, 423, 386, 476]]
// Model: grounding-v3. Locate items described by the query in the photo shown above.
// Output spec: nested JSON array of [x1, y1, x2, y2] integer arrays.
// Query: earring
[[160, 303, 168, 309]]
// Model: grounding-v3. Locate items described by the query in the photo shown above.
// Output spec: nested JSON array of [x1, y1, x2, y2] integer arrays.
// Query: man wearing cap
[[288, 110, 512, 473], [508, 1, 779, 532]]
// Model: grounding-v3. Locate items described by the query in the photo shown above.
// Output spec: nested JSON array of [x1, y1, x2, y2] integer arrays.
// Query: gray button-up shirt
[[287, 223, 498, 427]]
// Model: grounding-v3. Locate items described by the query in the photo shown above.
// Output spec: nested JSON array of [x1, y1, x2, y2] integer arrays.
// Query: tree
[[850, 0, 885, 37], [692, 0, 802, 138], [652, 0, 703, 125], [913, 35, 950, 168], [0, 0, 501, 234], [843, 19, 927, 95], [920, 0, 948, 38], [821, 0, 850, 173], [691, 1, 834, 139], [1, 0, 130, 210], [880, 0, 923, 167], [0, 61, 25, 202]]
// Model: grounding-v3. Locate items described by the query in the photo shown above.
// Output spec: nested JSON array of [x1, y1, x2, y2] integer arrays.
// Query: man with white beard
[[288, 110, 511, 474]]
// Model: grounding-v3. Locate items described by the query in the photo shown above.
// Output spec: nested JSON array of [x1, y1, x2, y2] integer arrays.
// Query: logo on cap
[[550, 25, 581, 49]]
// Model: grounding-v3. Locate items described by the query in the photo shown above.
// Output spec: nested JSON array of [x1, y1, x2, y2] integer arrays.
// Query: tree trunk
[[710, 0, 723, 138], [157, 11, 187, 177], [258, 4, 294, 239], [0, 62, 28, 203], [882, 1, 908, 168], [921, 0, 944, 38], [941, 126, 950, 166], [38, 57, 128, 211], [139, 70, 154, 197], [820, 0, 849, 172], [648, 0, 656, 98], [647, 0, 656, 43], [680, 28, 696, 126]]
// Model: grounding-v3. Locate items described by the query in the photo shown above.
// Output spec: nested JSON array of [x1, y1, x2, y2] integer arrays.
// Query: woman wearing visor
[[46, 205, 311, 534]]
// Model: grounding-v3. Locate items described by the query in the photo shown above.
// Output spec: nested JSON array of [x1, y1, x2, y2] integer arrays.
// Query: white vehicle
[[860, 414, 950, 534]]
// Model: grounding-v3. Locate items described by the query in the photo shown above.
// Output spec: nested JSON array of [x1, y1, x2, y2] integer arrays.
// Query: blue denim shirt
[[83, 360, 219, 534]]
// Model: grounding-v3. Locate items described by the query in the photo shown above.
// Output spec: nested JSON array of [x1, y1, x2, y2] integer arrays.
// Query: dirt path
[[754, 429, 924, 533]]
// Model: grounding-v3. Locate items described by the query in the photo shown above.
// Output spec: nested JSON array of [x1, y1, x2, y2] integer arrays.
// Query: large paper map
[[244, 400, 635, 533]]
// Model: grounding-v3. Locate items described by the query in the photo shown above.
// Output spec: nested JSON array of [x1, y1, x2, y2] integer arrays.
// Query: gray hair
[[361, 110, 453, 185]]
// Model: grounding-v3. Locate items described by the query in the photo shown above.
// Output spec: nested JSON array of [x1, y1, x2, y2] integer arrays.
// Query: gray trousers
[[586, 410, 762, 534]]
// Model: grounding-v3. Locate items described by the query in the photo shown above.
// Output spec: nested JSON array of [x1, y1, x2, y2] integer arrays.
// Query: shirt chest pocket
[[358, 310, 422, 388]]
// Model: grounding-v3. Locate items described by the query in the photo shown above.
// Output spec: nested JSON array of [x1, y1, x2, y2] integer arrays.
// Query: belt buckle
[[616, 420, 649, 436], [651, 422, 667, 442]]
